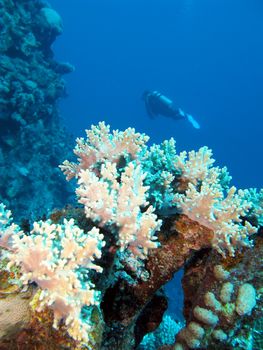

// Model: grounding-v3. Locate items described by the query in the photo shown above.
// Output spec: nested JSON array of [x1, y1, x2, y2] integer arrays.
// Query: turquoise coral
[[139, 314, 183, 349]]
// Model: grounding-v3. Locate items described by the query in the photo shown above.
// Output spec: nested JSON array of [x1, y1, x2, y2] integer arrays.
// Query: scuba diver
[[142, 90, 200, 129]]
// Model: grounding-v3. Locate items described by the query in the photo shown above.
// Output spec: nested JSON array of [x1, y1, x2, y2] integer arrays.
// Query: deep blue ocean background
[[50, 2, 263, 320], [51, 0, 263, 190]]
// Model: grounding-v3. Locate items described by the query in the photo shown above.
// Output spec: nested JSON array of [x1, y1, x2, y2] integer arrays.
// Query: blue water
[[51, 0, 263, 189]]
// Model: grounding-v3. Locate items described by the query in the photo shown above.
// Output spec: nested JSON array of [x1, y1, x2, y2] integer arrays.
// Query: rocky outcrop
[[0, 0, 74, 221]]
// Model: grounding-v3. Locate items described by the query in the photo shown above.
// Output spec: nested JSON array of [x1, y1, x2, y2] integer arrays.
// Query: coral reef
[[174, 232, 262, 350], [0, 0, 74, 221], [138, 314, 183, 349], [0, 123, 262, 349]]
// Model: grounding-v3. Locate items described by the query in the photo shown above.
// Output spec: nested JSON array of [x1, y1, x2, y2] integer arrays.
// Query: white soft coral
[[6, 218, 105, 343], [0, 203, 22, 249], [77, 162, 161, 259], [174, 149, 256, 256], [60, 121, 149, 180]]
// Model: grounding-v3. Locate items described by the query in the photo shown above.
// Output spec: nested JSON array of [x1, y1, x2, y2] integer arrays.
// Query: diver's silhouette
[[142, 90, 200, 129]]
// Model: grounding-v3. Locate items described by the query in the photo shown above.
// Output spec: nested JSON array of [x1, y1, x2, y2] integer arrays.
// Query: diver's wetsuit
[[142, 90, 200, 129], [142, 90, 184, 120]]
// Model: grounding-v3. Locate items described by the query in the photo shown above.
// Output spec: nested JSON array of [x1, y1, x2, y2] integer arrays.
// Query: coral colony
[[0, 122, 262, 349]]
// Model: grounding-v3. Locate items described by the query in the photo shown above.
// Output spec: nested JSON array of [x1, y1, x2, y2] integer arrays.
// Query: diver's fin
[[186, 114, 200, 129], [178, 108, 185, 117]]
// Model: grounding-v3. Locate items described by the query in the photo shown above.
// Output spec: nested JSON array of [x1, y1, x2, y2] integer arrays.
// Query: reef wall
[[0, 0, 74, 221]]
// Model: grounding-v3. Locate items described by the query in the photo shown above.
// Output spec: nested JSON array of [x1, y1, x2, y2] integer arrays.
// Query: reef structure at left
[[0, 0, 74, 221]]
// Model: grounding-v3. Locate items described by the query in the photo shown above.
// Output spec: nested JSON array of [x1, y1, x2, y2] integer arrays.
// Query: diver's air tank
[[152, 91, 173, 106]]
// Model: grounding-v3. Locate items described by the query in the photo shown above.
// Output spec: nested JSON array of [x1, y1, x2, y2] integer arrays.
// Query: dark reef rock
[[173, 232, 263, 350], [0, 0, 74, 221]]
